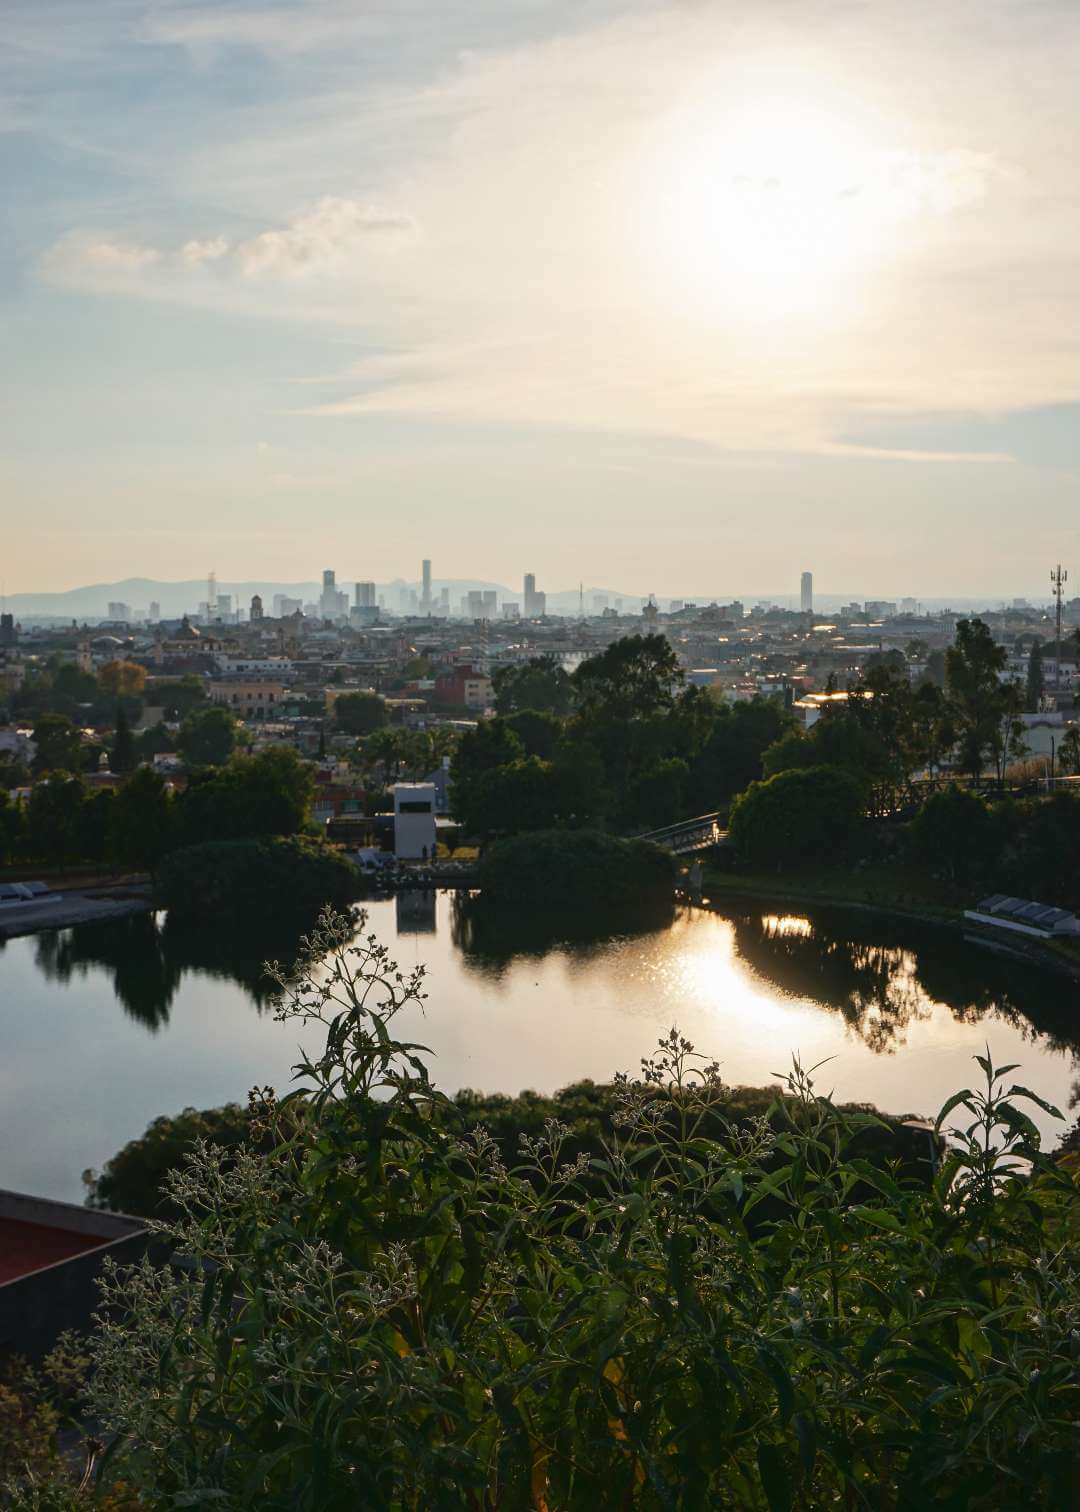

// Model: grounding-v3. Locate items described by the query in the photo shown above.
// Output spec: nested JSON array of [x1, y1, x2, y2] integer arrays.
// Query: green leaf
[[793, 1413, 817, 1475], [757, 1443, 793, 1512], [935, 1090, 976, 1130], [1006, 1085, 1063, 1120]]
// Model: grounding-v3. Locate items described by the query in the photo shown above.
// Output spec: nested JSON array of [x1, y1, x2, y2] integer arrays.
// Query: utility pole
[[1051, 563, 1067, 691]]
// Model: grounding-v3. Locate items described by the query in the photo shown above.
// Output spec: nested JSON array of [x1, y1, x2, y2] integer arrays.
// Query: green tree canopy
[[687, 696, 794, 810], [177, 746, 314, 846], [501, 708, 563, 760], [491, 655, 574, 716], [909, 785, 992, 883], [572, 633, 683, 721], [449, 719, 525, 833], [945, 618, 1010, 780], [177, 705, 237, 767], [729, 764, 866, 869], [0, 787, 24, 863], [111, 767, 175, 870], [31, 712, 84, 775], [25, 772, 86, 864], [333, 691, 388, 737], [110, 704, 137, 774], [154, 676, 209, 721]]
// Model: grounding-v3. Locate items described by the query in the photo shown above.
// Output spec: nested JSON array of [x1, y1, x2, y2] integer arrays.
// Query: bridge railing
[[632, 812, 726, 853]]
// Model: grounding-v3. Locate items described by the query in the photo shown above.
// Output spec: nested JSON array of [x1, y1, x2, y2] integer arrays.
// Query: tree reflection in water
[[31, 911, 335, 1030], [450, 893, 676, 979], [726, 907, 1079, 1059]]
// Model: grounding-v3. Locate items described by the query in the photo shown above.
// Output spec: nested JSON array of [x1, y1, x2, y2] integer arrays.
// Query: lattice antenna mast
[[1051, 563, 1067, 690]]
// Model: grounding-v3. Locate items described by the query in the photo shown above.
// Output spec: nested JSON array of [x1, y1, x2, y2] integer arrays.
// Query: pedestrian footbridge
[[632, 812, 728, 854]]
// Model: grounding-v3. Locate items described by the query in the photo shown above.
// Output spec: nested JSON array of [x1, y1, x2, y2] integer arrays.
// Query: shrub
[[154, 836, 357, 923], [729, 764, 866, 868], [909, 784, 992, 883], [478, 827, 676, 910], [84, 911, 1077, 1509]]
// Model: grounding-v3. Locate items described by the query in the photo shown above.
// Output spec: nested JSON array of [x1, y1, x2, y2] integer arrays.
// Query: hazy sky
[[3, 0, 1079, 598]]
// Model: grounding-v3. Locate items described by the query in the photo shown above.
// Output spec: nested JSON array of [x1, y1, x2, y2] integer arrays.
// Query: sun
[[642, 81, 902, 326]]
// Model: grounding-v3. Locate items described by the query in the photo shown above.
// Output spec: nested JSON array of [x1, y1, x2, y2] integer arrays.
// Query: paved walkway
[[0, 890, 151, 940]]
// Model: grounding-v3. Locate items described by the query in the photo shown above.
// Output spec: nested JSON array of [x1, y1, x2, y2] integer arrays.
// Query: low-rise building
[[209, 680, 289, 721]]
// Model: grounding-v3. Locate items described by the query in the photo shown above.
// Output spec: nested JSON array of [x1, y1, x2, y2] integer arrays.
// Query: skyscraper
[[421, 559, 432, 612], [800, 571, 813, 614], [320, 570, 348, 620], [524, 573, 537, 616]]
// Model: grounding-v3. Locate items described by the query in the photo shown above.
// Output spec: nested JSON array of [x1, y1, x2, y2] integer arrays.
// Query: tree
[[98, 660, 147, 698], [110, 768, 175, 870], [0, 751, 31, 790], [492, 656, 575, 716], [572, 634, 682, 721], [51, 662, 98, 704], [626, 756, 690, 830], [1025, 641, 1045, 713], [0, 787, 23, 863], [449, 719, 525, 832], [31, 713, 84, 775], [729, 765, 866, 869], [156, 676, 208, 721], [110, 705, 137, 773], [763, 712, 890, 785], [76, 786, 116, 863], [138, 722, 175, 760], [501, 709, 563, 760], [908, 682, 956, 780], [155, 837, 356, 924], [1060, 725, 1080, 776], [945, 619, 1009, 781], [177, 747, 314, 847], [177, 706, 237, 767], [361, 727, 409, 784], [687, 696, 794, 811], [334, 692, 387, 737], [909, 785, 991, 883], [25, 773, 86, 864], [471, 757, 564, 838]]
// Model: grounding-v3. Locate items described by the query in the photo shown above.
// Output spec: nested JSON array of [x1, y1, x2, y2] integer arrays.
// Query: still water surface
[[2, 893, 1076, 1202]]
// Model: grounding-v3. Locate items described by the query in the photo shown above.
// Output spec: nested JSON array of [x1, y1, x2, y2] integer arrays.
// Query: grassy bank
[[699, 860, 1080, 973], [699, 861, 965, 923]]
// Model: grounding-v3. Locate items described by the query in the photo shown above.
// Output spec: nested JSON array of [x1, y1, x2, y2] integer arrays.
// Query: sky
[[2, 0, 1079, 600]]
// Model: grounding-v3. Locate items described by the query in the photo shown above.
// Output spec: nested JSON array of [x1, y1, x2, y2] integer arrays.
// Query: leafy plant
[[86, 910, 1077, 1509]]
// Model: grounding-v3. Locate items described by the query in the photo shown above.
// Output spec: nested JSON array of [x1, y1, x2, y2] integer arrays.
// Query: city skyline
[[1, 563, 1075, 624], [3, 1, 1080, 594]]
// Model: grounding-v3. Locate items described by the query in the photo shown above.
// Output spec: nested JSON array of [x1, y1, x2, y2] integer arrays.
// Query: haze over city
[[4, 0, 1080, 594]]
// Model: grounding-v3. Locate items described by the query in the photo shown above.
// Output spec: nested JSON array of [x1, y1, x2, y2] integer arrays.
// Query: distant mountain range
[[1, 577, 1044, 622]]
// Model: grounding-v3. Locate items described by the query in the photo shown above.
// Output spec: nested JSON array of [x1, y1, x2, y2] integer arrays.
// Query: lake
[[2, 892, 1076, 1203]]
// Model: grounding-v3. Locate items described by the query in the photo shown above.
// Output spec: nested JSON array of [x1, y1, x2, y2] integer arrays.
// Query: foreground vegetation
[[8, 908, 1073, 1510], [84, 1079, 933, 1225]]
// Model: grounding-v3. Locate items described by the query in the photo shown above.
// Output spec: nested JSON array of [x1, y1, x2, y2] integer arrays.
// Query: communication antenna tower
[[1051, 563, 1067, 690], [579, 581, 585, 619]]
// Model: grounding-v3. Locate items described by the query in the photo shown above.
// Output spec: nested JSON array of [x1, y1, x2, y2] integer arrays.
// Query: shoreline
[[0, 889, 153, 941], [694, 874, 1080, 983]]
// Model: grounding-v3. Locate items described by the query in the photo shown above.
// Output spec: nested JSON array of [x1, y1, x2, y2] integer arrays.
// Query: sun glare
[[644, 83, 905, 325]]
